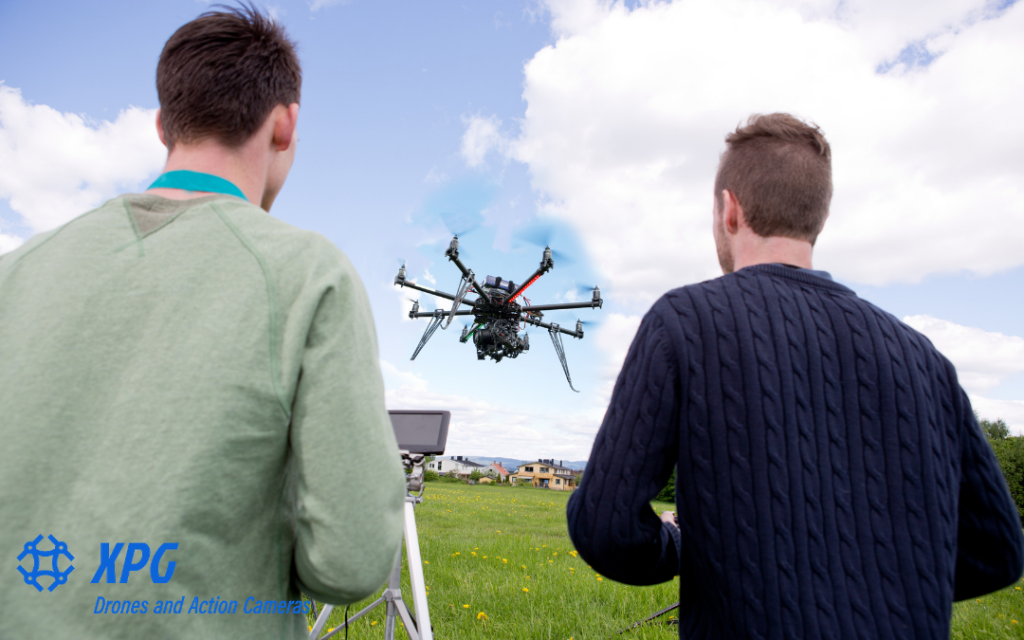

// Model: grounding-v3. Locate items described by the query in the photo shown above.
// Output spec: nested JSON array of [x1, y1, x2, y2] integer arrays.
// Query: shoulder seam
[[211, 203, 292, 420]]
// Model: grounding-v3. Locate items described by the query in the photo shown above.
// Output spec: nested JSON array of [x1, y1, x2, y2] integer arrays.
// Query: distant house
[[510, 459, 577, 491], [427, 456, 484, 478], [481, 462, 509, 482]]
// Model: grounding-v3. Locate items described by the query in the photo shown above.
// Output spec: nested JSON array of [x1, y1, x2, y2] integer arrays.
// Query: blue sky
[[2, 0, 1022, 458]]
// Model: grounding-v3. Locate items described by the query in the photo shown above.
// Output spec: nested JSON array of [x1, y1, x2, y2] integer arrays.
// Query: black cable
[[345, 605, 350, 640]]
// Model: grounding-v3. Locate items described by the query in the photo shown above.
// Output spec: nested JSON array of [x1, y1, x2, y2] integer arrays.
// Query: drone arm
[[446, 253, 488, 301], [522, 315, 582, 339], [409, 310, 475, 319], [396, 280, 477, 307], [507, 264, 552, 305], [520, 301, 601, 312]]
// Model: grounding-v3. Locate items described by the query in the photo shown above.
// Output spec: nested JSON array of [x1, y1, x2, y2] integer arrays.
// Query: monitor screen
[[388, 410, 450, 454]]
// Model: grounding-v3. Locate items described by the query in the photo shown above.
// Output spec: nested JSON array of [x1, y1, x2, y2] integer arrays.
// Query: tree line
[[980, 416, 1024, 519]]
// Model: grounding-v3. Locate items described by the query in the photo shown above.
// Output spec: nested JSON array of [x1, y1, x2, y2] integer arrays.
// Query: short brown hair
[[156, 4, 301, 149], [714, 113, 831, 244]]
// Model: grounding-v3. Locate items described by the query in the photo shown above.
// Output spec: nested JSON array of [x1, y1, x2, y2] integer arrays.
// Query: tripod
[[619, 601, 679, 634], [308, 452, 434, 640]]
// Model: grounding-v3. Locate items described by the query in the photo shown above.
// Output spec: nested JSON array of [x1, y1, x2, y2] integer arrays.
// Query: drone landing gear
[[548, 325, 579, 393], [411, 310, 444, 360], [443, 271, 473, 330]]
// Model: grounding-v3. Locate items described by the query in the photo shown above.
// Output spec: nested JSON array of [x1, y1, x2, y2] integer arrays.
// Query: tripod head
[[400, 450, 427, 498]]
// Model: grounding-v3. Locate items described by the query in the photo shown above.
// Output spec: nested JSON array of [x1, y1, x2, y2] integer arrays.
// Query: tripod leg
[[317, 597, 385, 640], [403, 499, 433, 640], [618, 601, 680, 634], [393, 599, 420, 640], [382, 550, 404, 640], [309, 604, 335, 639]]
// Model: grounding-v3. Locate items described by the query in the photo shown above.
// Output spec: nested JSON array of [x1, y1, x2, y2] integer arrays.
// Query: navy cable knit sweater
[[567, 264, 1023, 639]]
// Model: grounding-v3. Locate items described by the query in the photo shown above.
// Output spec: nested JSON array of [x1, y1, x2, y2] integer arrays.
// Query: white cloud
[[0, 231, 23, 255], [460, 114, 508, 168], [470, 0, 1024, 309], [903, 315, 1024, 395], [902, 314, 1024, 434], [308, 0, 352, 11], [0, 85, 165, 235], [380, 359, 604, 459], [593, 312, 641, 379], [423, 166, 448, 184], [968, 396, 1024, 436]]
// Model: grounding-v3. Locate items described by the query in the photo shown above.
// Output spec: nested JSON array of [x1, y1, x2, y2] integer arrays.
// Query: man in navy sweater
[[567, 113, 1023, 639]]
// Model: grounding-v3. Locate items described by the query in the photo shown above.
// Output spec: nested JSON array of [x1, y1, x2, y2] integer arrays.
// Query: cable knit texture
[[567, 264, 1023, 639]]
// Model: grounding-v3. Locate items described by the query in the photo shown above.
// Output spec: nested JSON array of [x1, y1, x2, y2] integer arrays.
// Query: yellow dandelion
[[424, 561, 429, 564], [523, 588, 529, 592], [1018, 587, 1022, 591], [521, 565, 527, 569], [526, 576, 531, 579], [553, 552, 558, 556], [477, 612, 488, 620], [597, 576, 603, 581], [371, 621, 378, 626], [1014, 620, 1019, 625], [472, 552, 477, 556], [463, 604, 469, 609], [543, 545, 547, 548], [483, 555, 488, 559], [503, 558, 508, 563]]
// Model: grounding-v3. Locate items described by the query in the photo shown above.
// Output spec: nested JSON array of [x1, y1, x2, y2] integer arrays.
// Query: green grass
[[953, 583, 1024, 639], [306, 483, 1024, 639]]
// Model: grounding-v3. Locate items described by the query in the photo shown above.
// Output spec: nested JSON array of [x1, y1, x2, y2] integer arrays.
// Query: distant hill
[[457, 456, 588, 471]]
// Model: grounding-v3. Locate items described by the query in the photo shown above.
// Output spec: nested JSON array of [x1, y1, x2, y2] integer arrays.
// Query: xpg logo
[[18, 535, 75, 592], [90, 542, 178, 584]]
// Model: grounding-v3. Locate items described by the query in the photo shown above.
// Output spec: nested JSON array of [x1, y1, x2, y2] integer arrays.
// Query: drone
[[394, 235, 603, 391]]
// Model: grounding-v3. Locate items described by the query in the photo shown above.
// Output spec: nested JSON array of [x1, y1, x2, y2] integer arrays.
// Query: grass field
[[307, 483, 1024, 639]]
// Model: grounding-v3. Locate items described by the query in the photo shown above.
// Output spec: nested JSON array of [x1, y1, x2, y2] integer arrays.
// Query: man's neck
[[147, 140, 267, 207], [732, 234, 814, 271]]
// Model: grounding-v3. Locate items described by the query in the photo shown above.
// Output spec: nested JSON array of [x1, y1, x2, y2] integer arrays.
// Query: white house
[[427, 456, 484, 477]]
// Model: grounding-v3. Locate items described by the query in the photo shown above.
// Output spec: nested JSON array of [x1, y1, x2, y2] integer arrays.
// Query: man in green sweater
[[0, 7, 406, 639]]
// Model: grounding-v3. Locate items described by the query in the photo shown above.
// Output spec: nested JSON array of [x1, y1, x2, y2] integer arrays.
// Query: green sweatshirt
[[0, 194, 406, 639]]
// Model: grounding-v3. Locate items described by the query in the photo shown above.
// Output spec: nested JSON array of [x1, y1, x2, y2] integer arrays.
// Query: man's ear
[[272, 103, 300, 152], [156, 109, 167, 147], [721, 189, 743, 235]]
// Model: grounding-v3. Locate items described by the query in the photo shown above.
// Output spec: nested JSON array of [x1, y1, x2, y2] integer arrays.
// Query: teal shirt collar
[[148, 170, 246, 200]]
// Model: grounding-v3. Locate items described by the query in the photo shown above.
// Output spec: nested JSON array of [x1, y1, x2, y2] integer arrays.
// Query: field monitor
[[388, 410, 450, 455]]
